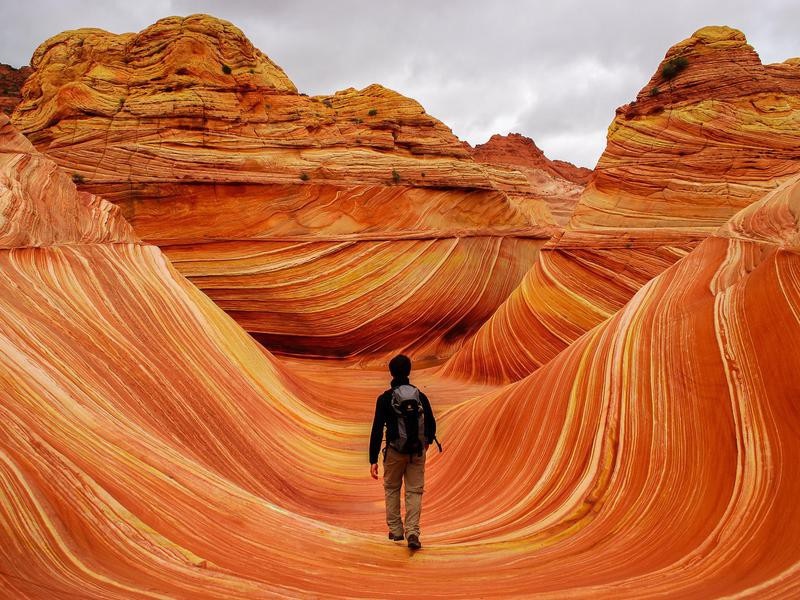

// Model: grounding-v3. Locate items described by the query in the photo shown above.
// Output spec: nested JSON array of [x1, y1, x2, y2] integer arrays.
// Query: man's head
[[388, 354, 412, 379]]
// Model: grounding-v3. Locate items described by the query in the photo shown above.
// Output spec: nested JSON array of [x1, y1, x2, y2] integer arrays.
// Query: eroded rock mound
[[444, 26, 800, 383], [473, 133, 592, 185], [471, 133, 591, 226], [0, 63, 31, 115], [576, 25, 800, 229], [13, 14, 550, 362]]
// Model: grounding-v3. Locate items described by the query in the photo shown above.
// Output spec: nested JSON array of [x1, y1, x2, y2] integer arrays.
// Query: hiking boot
[[388, 532, 404, 541], [407, 534, 421, 550]]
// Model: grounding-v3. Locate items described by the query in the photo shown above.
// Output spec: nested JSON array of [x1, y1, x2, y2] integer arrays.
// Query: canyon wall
[[2, 110, 800, 596], [443, 26, 800, 383], [12, 15, 550, 362]]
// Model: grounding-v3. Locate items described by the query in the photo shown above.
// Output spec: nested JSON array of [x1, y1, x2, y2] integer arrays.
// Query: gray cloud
[[2, 0, 798, 167]]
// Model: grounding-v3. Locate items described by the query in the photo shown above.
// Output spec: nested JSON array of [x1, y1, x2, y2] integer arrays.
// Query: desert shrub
[[649, 86, 661, 96], [661, 56, 688, 80], [71, 173, 86, 184], [221, 64, 232, 75], [392, 169, 401, 184], [299, 172, 309, 181], [368, 108, 378, 116]]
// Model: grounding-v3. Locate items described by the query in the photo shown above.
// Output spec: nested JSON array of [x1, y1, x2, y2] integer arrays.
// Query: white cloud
[[538, 129, 610, 171]]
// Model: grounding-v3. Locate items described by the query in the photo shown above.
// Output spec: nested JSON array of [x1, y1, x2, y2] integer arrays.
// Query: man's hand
[[370, 463, 379, 479]]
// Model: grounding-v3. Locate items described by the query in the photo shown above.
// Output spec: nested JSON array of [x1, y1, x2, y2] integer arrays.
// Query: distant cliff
[[0, 63, 31, 114]]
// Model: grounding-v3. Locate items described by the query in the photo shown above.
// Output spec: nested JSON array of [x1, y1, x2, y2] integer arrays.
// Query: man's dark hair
[[388, 354, 412, 379]]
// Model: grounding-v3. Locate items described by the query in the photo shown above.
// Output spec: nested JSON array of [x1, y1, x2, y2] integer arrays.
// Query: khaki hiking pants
[[383, 446, 426, 538]]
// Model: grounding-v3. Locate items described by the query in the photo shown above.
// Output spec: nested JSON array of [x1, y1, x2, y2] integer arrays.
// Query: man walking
[[369, 354, 436, 550]]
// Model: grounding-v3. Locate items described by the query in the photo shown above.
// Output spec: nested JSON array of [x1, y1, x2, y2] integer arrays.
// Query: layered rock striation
[[0, 115, 396, 596], [5, 17, 800, 598], [471, 133, 591, 226], [472, 133, 591, 186], [12, 14, 549, 362], [3, 110, 800, 597], [575, 25, 800, 229], [443, 26, 800, 383], [430, 173, 800, 597]]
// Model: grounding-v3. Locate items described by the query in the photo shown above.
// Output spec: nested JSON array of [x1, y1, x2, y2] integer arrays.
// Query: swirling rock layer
[[0, 116, 134, 248], [432, 175, 800, 597], [2, 112, 800, 597], [444, 26, 800, 383], [12, 14, 549, 361]]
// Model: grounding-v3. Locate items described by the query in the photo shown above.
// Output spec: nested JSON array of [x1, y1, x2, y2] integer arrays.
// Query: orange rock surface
[[576, 25, 800, 229], [444, 26, 800, 383], [12, 14, 549, 362], [471, 133, 591, 226], [0, 63, 31, 115], [2, 111, 800, 597], [472, 133, 592, 186]]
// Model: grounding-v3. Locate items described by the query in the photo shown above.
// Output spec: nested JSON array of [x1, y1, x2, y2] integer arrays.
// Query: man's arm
[[369, 394, 387, 464], [420, 392, 436, 444]]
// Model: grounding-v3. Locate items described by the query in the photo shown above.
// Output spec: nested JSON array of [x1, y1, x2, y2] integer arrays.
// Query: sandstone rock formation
[[474, 133, 592, 186], [0, 121, 133, 247], [576, 25, 800, 229], [443, 25, 800, 383], [471, 133, 591, 225], [0, 63, 31, 115], [12, 14, 550, 362], [3, 109, 800, 597], [0, 114, 407, 596], [0, 113, 480, 594], [430, 173, 800, 597]]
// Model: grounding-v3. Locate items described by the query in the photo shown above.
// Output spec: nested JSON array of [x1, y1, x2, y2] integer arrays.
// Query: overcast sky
[[2, 0, 798, 167]]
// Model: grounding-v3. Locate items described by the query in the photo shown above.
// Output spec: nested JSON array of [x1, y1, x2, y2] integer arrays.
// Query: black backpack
[[388, 385, 426, 456]]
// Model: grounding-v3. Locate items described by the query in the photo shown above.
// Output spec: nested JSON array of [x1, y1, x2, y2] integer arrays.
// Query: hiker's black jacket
[[369, 377, 435, 464]]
